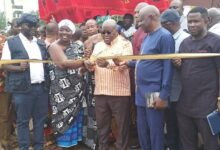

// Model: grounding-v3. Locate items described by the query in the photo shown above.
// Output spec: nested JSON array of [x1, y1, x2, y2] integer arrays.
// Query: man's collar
[[173, 28, 183, 40], [209, 22, 220, 31]]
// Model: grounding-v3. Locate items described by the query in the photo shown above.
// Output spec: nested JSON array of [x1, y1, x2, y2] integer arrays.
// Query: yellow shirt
[[92, 35, 133, 96]]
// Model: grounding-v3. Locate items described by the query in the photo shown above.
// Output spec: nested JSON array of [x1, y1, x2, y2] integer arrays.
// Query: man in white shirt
[[161, 9, 189, 150], [1, 13, 49, 150], [120, 14, 137, 41], [169, 0, 188, 32], [208, 7, 220, 36]]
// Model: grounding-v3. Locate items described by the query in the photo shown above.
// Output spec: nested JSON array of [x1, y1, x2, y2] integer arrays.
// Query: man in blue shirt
[[134, 5, 175, 150]]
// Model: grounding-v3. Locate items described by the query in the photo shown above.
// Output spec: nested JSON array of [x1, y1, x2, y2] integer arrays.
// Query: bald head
[[139, 5, 161, 33], [170, 0, 183, 6], [139, 5, 160, 20], [208, 7, 220, 28], [169, 0, 184, 15], [134, 2, 149, 26], [46, 22, 58, 36], [85, 19, 98, 37], [135, 2, 149, 12]]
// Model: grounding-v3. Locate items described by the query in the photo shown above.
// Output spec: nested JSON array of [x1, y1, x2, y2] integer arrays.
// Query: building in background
[[3, 0, 38, 24], [183, 0, 220, 8]]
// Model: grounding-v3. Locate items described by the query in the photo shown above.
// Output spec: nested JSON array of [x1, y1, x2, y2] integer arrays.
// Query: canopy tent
[[38, 0, 170, 23]]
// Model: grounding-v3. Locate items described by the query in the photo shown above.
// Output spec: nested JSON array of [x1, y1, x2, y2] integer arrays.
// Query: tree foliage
[[0, 12, 6, 31]]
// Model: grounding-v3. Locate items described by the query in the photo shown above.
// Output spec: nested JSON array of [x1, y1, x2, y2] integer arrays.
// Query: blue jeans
[[12, 84, 48, 150], [137, 106, 165, 150]]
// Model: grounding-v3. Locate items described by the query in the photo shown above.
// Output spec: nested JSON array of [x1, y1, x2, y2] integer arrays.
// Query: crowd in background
[[1, 0, 220, 150]]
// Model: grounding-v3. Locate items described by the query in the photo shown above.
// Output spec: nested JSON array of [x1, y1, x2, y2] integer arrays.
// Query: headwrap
[[58, 19, 76, 34]]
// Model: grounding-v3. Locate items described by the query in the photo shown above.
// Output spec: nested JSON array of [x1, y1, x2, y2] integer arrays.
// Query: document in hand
[[207, 110, 220, 135]]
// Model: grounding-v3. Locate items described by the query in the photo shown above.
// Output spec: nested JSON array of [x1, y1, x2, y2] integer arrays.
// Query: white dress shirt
[[1, 33, 45, 84], [209, 23, 220, 36], [121, 25, 137, 39], [173, 28, 190, 53], [180, 15, 188, 32]]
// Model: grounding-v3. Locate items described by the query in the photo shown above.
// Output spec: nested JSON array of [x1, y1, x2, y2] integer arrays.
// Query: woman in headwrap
[[48, 19, 85, 149]]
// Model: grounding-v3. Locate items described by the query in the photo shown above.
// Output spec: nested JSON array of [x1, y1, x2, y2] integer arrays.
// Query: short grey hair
[[102, 19, 117, 29]]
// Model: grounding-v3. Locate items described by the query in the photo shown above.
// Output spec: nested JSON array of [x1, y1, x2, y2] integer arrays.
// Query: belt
[[31, 82, 44, 86]]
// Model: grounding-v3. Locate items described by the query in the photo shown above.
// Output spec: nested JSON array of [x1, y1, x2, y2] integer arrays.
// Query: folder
[[207, 110, 220, 135]]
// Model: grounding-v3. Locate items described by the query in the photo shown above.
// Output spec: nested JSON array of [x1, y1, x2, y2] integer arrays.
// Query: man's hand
[[172, 59, 182, 67], [20, 62, 29, 71], [117, 64, 128, 72], [113, 58, 122, 66], [153, 97, 168, 109], [96, 58, 109, 68], [217, 97, 220, 110], [84, 60, 95, 70], [84, 49, 92, 58], [79, 67, 88, 75]]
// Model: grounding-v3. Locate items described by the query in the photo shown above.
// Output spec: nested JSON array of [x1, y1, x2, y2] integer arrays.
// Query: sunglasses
[[169, 6, 179, 9], [161, 21, 172, 26], [101, 31, 112, 35], [24, 23, 37, 28]]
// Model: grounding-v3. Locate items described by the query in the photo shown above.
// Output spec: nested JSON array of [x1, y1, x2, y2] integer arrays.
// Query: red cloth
[[39, 0, 170, 23], [132, 27, 147, 55]]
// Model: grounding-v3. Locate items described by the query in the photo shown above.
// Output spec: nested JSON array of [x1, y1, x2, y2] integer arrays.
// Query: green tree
[[0, 12, 6, 31]]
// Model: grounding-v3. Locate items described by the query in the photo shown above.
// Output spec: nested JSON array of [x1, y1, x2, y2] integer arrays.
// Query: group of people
[[1, 0, 220, 150]]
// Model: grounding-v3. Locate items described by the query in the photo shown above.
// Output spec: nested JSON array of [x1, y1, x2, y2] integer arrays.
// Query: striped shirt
[[92, 35, 133, 96]]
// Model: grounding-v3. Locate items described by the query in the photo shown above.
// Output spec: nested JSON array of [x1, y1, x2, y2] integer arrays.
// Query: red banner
[[39, 0, 170, 23]]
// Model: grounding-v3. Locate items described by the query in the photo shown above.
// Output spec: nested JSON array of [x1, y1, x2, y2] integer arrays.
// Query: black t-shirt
[[177, 32, 220, 118]]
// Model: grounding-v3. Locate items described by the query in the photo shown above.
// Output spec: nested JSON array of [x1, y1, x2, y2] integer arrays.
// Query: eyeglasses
[[161, 22, 172, 26], [101, 31, 112, 35], [169, 6, 179, 9], [24, 23, 37, 28]]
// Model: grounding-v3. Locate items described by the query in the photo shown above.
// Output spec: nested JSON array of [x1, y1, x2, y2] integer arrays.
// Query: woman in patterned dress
[[48, 19, 86, 149]]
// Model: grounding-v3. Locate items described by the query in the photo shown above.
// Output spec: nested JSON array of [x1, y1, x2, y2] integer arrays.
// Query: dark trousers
[[165, 102, 180, 150], [0, 92, 12, 146], [137, 106, 165, 150], [129, 69, 139, 146], [177, 112, 219, 150], [12, 84, 48, 150], [95, 95, 130, 150]]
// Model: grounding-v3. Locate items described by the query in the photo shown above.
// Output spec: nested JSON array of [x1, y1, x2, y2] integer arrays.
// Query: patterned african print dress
[[49, 42, 86, 148], [82, 72, 98, 149]]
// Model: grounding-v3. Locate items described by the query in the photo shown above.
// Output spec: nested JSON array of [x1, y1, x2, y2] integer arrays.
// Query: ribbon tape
[[94, 53, 220, 61], [0, 59, 52, 65], [1, 53, 220, 65]]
